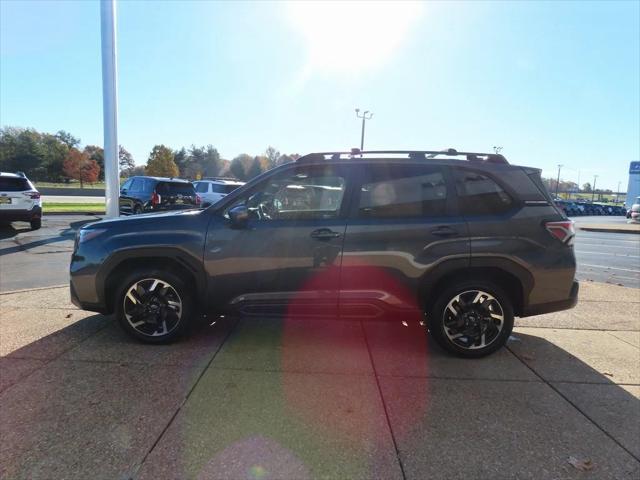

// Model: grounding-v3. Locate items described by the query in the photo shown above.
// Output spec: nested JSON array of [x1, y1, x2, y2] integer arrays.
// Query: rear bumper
[[521, 280, 579, 317], [0, 206, 42, 222]]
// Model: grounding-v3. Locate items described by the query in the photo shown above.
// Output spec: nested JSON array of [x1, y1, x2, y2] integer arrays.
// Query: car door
[[340, 163, 469, 320], [203, 163, 354, 317], [119, 177, 139, 214]]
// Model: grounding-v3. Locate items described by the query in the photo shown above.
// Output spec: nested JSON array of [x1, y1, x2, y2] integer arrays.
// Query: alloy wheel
[[442, 290, 504, 350], [123, 278, 183, 337]]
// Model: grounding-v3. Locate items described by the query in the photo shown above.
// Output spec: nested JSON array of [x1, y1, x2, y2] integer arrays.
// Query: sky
[[1, 0, 638, 190]]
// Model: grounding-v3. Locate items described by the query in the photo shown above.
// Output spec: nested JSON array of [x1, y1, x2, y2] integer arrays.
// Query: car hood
[[82, 208, 204, 230]]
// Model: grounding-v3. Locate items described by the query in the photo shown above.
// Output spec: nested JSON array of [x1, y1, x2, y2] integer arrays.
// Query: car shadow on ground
[[1, 313, 638, 479], [0, 218, 98, 254]]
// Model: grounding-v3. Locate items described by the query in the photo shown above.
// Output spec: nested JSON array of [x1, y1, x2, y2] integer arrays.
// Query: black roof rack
[[200, 176, 243, 182], [296, 148, 508, 165]]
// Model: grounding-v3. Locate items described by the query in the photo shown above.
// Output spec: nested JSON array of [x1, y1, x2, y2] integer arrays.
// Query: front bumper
[[521, 280, 579, 317]]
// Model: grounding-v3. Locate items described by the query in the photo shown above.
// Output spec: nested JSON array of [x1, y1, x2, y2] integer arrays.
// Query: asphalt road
[[0, 214, 638, 293]]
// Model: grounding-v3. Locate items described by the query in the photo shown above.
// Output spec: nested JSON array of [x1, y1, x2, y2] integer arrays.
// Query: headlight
[[77, 228, 107, 244]]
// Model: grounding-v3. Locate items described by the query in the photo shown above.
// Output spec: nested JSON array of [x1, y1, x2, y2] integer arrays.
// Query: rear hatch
[[0, 176, 40, 211], [155, 181, 197, 210]]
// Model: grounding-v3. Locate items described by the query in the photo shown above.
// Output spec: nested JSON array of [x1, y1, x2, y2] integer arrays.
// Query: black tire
[[133, 204, 143, 215], [115, 269, 194, 343], [30, 218, 41, 230], [427, 279, 514, 358]]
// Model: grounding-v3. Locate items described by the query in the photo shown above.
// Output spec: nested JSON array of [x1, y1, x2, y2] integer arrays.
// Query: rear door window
[[357, 165, 448, 218], [0, 177, 31, 192], [453, 169, 513, 215]]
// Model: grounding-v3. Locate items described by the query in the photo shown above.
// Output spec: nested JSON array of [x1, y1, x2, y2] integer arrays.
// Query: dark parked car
[[119, 176, 200, 215], [71, 149, 578, 358]]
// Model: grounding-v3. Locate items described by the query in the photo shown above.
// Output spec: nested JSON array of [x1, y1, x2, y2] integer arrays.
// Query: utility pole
[[100, 0, 120, 217], [555, 164, 563, 198], [355, 108, 373, 150], [591, 175, 598, 202]]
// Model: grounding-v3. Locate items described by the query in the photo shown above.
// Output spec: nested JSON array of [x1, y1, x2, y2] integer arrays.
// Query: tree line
[[0, 126, 299, 186]]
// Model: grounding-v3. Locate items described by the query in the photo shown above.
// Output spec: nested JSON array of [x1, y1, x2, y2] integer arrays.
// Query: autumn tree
[[119, 146, 135, 175], [146, 145, 179, 177], [264, 146, 280, 170], [229, 154, 254, 181], [63, 148, 100, 187]]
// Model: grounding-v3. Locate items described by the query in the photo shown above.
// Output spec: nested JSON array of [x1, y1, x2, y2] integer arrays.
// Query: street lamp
[[355, 108, 373, 151], [555, 164, 563, 198], [591, 175, 598, 202]]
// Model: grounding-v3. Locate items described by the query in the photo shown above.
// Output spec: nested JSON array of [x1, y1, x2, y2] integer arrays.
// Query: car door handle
[[310, 228, 342, 240], [431, 226, 458, 237]]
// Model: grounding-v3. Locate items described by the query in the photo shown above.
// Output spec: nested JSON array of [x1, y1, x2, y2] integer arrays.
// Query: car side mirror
[[228, 204, 249, 228]]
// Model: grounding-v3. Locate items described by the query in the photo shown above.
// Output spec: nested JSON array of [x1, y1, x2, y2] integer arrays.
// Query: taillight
[[151, 192, 161, 206], [545, 220, 575, 245], [196, 194, 202, 206], [24, 191, 40, 199]]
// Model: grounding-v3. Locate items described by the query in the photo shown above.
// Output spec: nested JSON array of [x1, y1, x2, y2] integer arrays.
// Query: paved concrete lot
[[1, 282, 638, 479], [1, 215, 639, 293], [574, 216, 640, 288], [0, 215, 100, 292]]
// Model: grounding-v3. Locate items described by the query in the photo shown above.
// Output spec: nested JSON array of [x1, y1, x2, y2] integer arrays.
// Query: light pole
[[555, 164, 563, 198], [493, 146, 503, 154], [355, 108, 373, 150], [616, 181, 621, 203], [100, 0, 120, 217], [591, 175, 598, 202]]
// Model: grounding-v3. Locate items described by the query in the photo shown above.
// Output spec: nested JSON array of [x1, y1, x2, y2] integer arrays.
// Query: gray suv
[[70, 149, 578, 357]]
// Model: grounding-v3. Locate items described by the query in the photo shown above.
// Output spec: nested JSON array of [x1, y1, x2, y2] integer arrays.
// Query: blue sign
[[631, 161, 640, 174]]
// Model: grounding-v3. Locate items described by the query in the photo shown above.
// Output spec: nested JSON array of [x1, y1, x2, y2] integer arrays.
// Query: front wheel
[[115, 270, 193, 343], [30, 218, 41, 230], [427, 280, 514, 358]]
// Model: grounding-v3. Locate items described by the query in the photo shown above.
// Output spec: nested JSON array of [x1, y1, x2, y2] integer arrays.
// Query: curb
[[579, 226, 640, 234], [0, 284, 68, 295]]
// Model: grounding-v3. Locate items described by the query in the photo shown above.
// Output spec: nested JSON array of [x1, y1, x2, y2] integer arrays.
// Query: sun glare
[[286, 1, 423, 73]]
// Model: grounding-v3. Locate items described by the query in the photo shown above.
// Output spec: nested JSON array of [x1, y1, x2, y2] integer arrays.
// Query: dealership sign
[[630, 161, 640, 174]]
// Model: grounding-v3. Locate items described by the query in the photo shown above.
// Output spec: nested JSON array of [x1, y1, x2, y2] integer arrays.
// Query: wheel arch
[[420, 261, 533, 317], [97, 247, 206, 314]]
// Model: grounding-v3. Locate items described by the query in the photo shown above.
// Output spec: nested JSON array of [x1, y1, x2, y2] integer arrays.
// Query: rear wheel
[[115, 270, 193, 343], [427, 280, 514, 358]]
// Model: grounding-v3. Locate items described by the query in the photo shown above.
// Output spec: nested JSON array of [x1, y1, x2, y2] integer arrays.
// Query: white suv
[[193, 178, 244, 207], [0, 172, 42, 229]]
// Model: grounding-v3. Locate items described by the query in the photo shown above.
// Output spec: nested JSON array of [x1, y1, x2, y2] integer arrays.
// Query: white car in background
[[193, 178, 245, 207], [0, 172, 42, 230], [631, 196, 640, 222]]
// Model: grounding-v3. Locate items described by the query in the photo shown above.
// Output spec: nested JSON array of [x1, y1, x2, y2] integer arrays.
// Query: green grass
[[43, 202, 105, 213]]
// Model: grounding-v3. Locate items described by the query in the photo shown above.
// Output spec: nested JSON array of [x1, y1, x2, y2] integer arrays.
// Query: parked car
[[631, 197, 640, 222], [119, 176, 200, 215], [71, 149, 578, 358], [0, 172, 42, 229], [193, 178, 245, 207]]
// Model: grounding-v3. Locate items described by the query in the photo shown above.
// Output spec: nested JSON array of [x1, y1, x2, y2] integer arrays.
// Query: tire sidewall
[[115, 269, 193, 343], [428, 280, 514, 358]]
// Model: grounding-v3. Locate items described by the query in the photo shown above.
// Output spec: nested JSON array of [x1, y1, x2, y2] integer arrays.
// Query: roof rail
[[201, 176, 242, 182], [296, 148, 508, 165]]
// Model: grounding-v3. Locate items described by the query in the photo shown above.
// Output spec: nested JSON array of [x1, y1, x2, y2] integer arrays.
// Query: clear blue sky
[[1, 0, 638, 190]]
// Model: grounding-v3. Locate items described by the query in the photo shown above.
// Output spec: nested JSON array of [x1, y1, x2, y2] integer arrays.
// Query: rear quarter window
[[454, 169, 513, 215]]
